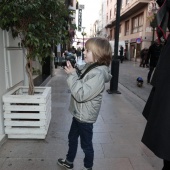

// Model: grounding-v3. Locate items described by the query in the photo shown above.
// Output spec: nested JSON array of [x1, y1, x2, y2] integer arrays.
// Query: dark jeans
[[120, 55, 124, 63], [66, 117, 94, 168], [162, 160, 170, 170], [147, 66, 155, 83], [140, 58, 146, 67]]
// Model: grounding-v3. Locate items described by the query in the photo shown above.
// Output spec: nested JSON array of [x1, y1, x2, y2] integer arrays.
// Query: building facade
[[105, 0, 155, 60]]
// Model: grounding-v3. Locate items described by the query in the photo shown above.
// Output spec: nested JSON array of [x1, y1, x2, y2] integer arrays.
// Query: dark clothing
[[141, 35, 170, 161], [146, 43, 163, 67], [82, 48, 85, 60], [147, 66, 155, 84], [66, 117, 94, 169], [76, 49, 81, 58], [163, 160, 170, 170], [140, 48, 148, 67], [146, 43, 163, 83], [119, 46, 124, 63]]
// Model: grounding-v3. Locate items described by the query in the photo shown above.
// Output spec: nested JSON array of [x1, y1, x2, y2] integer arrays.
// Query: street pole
[[107, 0, 122, 94], [150, 14, 157, 44], [82, 27, 85, 60]]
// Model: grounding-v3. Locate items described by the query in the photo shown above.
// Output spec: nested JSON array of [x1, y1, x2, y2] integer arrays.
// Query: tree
[[0, 0, 70, 94]]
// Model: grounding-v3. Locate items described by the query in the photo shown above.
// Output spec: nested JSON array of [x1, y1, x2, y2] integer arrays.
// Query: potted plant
[[0, 0, 70, 139]]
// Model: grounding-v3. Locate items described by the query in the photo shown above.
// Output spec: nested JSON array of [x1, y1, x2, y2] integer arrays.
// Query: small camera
[[55, 52, 76, 68]]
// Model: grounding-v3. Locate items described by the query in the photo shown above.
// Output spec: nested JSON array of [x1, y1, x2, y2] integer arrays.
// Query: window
[[70, 0, 73, 6], [125, 20, 129, 35], [110, 9, 112, 19], [126, 0, 130, 5], [114, 4, 116, 16], [110, 29, 112, 40], [132, 13, 143, 33], [138, 15, 143, 32]]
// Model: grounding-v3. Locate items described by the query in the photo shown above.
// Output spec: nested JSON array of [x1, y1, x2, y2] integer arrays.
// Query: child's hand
[[64, 61, 75, 74]]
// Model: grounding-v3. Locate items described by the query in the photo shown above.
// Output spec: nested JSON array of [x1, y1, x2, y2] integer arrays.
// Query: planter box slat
[[3, 97, 47, 103], [4, 113, 47, 119], [3, 86, 51, 139], [3, 105, 47, 111], [5, 128, 46, 134], [8, 135, 46, 139], [4, 120, 46, 126]]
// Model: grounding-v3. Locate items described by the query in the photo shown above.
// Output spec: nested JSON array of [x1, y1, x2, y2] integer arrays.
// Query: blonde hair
[[85, 37, 112, 66]]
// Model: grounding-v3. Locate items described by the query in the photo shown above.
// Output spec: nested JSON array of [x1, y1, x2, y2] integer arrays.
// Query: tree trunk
[[25, 58, 34, 95]]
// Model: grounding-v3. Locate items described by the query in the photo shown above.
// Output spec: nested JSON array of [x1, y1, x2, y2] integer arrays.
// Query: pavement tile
[[0, 158, 6, 169], [0, 158, 59, 170], [101, 143, 146, 158], [93, 132, 113, 144], [93, 158, 133, 170], [129, 156, 163, 170]]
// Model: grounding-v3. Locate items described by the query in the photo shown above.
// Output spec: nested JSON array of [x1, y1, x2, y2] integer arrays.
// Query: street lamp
[[107, 0, 122, 94], [82, 27, 86, 48], [150, 14, 157, 44], [148, 0, 159, 44], [81, 27, 86, 60]]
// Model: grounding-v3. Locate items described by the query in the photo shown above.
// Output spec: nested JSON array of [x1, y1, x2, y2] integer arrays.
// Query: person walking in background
[[76, 47, 82, 60], [124, 48, 128, 60], [141, 0, 170, 170], [57, 37, 112, 170], [139, 48, 148, 67], [71, 46, 76, 54], [81, 47, 85, 60], [119, 45, 124, 63], [145, 39, 163, 83]]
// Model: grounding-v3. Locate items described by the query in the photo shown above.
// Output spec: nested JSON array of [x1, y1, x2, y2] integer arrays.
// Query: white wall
[[0, 30, 24, 142], [0, 30, 6, 141]]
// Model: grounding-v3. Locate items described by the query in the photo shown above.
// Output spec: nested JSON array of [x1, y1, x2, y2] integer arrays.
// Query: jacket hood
[[98, 65, 112, 83]]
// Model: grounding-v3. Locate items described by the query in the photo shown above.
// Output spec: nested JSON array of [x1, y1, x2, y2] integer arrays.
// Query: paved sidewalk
[[0, 66, 163, 170]]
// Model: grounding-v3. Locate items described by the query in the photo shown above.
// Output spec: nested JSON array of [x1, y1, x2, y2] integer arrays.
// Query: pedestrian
[[124, 48, 128, 60], [145, 39, 163, 83], [71, 46, 76, 54], [57, 37, 112, 170], [139, 48, 148, 67], [141, 0, 170, 170], [119, 45, 124, 63], [76, 47, 82, 60], [81, 47, 85, 60]]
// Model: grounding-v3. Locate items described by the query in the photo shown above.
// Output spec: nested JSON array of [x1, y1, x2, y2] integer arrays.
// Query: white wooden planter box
[[2, 86, 51, 139]]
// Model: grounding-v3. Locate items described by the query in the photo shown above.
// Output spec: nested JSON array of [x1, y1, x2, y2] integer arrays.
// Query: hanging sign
[[136, 38, 142, 44], [78, 9, 82, 32]]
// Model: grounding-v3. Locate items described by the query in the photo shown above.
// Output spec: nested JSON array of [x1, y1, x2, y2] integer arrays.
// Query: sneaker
[[57, 158, 73, 170], [82, 168, 92, 170]]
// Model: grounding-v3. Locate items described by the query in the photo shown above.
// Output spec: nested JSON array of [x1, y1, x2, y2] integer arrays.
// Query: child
[[57, 37, 112, 170]]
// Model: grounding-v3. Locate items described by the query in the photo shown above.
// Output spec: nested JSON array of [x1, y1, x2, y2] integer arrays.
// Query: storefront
[[130, 38, 142, 61]]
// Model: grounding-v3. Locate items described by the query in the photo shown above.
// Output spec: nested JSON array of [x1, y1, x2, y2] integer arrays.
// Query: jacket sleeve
[[67, 70, 105, 103]]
